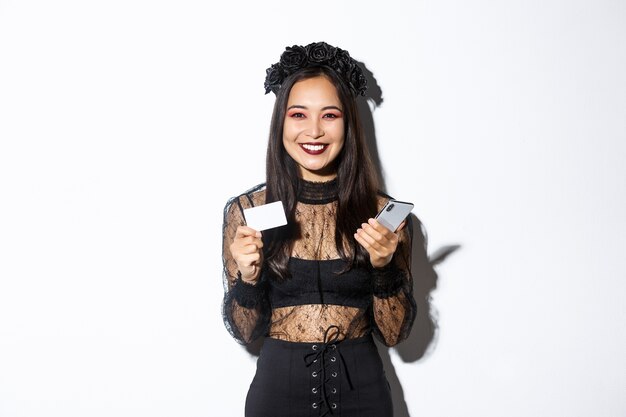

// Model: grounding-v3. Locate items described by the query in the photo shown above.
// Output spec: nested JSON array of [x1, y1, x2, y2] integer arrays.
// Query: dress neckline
[[297, 178, 339, 204]]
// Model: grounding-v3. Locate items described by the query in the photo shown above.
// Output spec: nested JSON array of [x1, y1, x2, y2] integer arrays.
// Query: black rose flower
[[264, 41, 367, 96], [280, 45, 307, 72], [334, 50, 355, 79], [264, 63, 284, 94], [349, 68, 367, 96], [334, 48, 351, 64], [306, 42, 336, 64]]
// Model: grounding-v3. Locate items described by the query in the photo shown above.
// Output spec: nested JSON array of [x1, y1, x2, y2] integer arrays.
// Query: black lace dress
[[222, 179, 416, 417]]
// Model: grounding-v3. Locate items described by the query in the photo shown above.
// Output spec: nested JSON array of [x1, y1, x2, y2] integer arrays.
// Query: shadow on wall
[[375, 215, 460, 417], [358, 61, 461, 417]]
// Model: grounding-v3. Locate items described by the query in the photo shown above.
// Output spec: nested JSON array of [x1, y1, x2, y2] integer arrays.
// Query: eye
[[289, 112, 305, 119], [323, 113, 341, 119]]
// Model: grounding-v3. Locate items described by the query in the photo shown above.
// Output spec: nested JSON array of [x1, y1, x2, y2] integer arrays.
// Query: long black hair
[[263, 66, 380, 279]]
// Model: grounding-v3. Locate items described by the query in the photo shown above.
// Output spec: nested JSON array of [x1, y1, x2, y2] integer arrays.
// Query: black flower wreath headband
[[264, 41, 368, 96]]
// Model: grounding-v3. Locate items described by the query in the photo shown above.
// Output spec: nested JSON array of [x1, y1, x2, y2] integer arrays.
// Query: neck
[[296, 177, 339, 204]]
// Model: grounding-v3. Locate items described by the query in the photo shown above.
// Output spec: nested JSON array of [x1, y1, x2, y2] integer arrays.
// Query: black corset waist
[[268, 258, 372, 309]]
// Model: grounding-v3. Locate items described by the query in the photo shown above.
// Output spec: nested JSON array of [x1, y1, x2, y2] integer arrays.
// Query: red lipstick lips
[[299, 143, 328, 155]]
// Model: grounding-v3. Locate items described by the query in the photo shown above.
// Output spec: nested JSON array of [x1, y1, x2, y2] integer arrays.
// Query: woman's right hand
[[229, 226, 264, 284]]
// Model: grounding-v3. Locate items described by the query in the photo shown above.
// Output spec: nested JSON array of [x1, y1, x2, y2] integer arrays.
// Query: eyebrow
[[286, 105, 343, 112]]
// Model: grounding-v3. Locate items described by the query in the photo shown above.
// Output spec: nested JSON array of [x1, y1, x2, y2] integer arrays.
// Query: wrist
[[232, 271, 267, 308], [371, 263, 405, 298], [370, 255, 393, 269], [238, 269, 260, 284]]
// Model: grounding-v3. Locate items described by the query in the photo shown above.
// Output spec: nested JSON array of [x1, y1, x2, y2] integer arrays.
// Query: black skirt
[[245, 334, 393, 417]]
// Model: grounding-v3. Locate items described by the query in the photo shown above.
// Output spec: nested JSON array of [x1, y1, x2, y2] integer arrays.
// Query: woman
[[222, 41, 416, 417]]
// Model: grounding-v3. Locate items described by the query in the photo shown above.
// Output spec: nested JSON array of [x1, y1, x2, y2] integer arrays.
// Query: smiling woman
[[221, 42, 416, 417], [282, 76, 345, 181]]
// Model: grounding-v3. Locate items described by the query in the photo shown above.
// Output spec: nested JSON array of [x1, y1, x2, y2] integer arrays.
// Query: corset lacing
[[304, 325, 353, 415]]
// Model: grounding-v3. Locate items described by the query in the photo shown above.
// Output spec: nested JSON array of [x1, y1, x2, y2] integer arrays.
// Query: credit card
[[243, 201, 287, 231]]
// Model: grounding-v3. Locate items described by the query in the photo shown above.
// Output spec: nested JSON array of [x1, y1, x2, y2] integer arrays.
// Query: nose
[[307, 119, 325, 139]]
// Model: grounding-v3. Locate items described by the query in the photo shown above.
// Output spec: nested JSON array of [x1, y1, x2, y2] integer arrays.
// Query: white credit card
[[243, 201, 287, 231]]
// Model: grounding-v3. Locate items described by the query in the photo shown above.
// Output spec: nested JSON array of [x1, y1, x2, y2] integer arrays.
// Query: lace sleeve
[[221, 195, 270, 345], [370, 215, 417, 346]]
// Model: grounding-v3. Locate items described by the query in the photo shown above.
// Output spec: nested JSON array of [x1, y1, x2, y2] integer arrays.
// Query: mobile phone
[[374, 199, 414, 232]]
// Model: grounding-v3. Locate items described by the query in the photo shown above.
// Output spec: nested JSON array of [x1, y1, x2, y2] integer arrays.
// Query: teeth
[[302, 144, 325, 151]]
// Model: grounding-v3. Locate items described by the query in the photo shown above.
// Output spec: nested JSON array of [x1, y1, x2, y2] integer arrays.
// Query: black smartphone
[[374, 199, 414, 232]]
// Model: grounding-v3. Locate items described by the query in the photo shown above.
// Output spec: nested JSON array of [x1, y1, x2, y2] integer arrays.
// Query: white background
[[1, 1, 625, 416]]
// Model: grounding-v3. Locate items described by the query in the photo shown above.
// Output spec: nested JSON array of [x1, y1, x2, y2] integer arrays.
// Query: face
[[282, 75, 345, 181]]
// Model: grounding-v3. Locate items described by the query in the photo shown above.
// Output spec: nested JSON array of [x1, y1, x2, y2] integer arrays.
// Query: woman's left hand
[[354, 218, 405, 268]]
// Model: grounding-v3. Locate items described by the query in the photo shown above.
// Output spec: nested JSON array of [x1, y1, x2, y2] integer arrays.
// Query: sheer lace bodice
[[222, 180, 416, 346]]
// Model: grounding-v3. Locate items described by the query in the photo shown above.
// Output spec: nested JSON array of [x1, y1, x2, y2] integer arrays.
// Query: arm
[[221, 196, 270, 344], [355, 215, 417, 347]]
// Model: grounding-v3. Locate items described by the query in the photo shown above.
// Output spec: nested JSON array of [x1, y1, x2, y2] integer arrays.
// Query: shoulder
[[224, 183, 267, 214]]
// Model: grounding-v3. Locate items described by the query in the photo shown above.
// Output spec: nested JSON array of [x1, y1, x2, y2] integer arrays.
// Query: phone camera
[[386, 203, 394, 212]]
